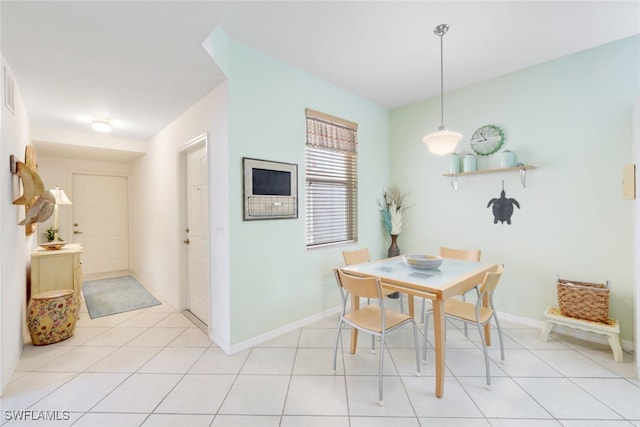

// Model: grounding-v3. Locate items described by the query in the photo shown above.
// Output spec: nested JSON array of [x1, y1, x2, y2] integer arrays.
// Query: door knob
[[184, 239, 190, 244], [73, 231, 83, 234]]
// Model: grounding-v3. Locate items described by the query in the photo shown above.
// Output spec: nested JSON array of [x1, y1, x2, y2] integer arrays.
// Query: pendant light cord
[[439, 32, 444, 129]]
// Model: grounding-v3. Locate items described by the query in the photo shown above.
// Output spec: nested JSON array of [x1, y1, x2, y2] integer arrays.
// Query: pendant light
[[423, 24, 462, 155]]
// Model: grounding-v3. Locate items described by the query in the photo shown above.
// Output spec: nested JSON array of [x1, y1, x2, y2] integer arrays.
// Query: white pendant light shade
[[423, 128, 463, 155], [423, 24, 462, 155]]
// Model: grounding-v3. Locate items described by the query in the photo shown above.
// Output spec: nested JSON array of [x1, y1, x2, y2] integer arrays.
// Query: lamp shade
[[50, 187, 72, 205], [422, 129, 463, 155]]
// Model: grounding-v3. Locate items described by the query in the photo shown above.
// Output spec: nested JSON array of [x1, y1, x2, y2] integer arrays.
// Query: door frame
[[177, 133, 210, 320]]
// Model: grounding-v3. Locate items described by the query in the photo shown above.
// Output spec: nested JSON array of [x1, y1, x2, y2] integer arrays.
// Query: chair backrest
[[342, 248, 371, 266], [439, 246, 481, 262], [479, 264, 504, 297], [334, 268, 382, 300]]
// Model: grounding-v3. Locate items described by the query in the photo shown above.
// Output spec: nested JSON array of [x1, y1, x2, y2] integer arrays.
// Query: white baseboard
[[207, 306, 635, 356], [210, 305, 342, 355]]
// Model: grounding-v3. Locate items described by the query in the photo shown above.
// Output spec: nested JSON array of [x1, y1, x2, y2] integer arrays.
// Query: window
[[305, 109, 358, 248]]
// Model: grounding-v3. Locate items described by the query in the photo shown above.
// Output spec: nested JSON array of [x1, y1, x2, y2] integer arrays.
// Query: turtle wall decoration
[[487, 183, 520, 224]]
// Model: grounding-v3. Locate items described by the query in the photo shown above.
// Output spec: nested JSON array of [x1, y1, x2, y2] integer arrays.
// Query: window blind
[[305, 109, 358, 248]]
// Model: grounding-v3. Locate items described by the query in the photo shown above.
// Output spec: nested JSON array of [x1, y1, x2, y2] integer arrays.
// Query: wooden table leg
[[407, 295, 415, 318], [432, 298, 445, 398], [350, 295, 360, 354]]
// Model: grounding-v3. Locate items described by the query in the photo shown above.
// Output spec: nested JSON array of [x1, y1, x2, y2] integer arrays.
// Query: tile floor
[[1, 291, 639, 426]]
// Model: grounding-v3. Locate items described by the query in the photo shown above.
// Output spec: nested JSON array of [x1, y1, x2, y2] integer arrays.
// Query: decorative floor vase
[[387, 234, 400, 298]]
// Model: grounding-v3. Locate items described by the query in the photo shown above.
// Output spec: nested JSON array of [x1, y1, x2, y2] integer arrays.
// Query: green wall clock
[[470, 124, 505, 156]]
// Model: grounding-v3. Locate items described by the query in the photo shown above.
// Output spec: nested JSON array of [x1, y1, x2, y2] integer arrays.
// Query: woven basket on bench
[[557, 279, 609, 322]]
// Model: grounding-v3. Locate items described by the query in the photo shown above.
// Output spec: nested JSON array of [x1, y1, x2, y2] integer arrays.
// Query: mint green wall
[[391, 36, 639, 341], [212, 32, 390, 343]]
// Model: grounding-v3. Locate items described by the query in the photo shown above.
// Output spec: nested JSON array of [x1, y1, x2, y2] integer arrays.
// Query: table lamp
[[49, 186, 72, 241]]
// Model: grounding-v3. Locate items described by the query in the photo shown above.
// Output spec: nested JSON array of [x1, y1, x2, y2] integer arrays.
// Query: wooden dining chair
[[332, 268, 420, 406], [343, 248, 404, 313], [421, 246, 481, 337], [423, 264, 504, 388]]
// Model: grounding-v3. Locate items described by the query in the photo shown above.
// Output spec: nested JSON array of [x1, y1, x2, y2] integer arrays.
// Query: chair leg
[[332, 319, 343, 373], [476, 321, 491, 387], [378, 332, 385, 406], [420, 298, 426, 325], [493, 314, 505, 362], [461, 293, 468, 337], [412, 320, 421, 376], [371, 335, 376, 354], [422, 310, 432, 362]]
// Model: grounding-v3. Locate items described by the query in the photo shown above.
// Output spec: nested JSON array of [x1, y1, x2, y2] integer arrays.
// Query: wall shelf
[[443, 165, 537, 190]]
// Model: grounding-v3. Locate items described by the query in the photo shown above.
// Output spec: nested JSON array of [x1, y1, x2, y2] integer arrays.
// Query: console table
[[31, 243, 83, 304]]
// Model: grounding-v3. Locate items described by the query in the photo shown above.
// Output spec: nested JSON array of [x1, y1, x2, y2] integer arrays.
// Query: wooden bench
[[541, 306, 623, 362]]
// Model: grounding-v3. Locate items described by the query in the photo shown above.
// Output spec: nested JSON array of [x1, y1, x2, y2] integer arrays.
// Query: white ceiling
[[2, 1, 638, 145]]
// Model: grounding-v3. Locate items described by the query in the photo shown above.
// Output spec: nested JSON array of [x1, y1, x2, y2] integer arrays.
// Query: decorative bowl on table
[[39, 241, 67, 250], [402, 254, 443, 270]]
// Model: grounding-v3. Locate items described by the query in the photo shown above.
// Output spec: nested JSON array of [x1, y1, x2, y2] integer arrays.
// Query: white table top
[[341, 256, 496, 298]]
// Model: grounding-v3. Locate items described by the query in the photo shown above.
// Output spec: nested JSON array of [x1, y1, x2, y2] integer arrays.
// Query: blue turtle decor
[[487, 183, 520, 224]]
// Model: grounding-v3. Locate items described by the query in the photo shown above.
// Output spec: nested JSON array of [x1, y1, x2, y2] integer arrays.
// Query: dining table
[[341, 255, 500, 398]]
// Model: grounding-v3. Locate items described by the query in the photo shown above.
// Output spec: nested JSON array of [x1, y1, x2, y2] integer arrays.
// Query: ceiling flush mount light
[[423, 24, 462, 156], [91, 120, 112, 133]]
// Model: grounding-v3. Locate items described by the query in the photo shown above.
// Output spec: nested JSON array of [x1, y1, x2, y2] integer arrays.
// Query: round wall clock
[[470, 124, 505, 156]]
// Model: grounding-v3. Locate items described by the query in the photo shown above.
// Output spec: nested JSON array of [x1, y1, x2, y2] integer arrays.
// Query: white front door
[[72, 173, 129, 275], [186, 146, 209, 324]]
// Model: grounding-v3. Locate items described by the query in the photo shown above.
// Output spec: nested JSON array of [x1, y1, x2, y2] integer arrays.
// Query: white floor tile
[[90, 373, 182, 413], [351, 417, 421, 427], [458, 377, 551, 419], [293, 348, 343, 375], [0, 372, 76, 411], [188, 348, 249, 374], [154, 374, 236, 414], [571, 378, 640, 419], [138, 347, 207, 374], [240, 347, 296, 375], [38, 346, 118, 372], [82, 327, 146, 346], [142, 414, 214, 426], [529, 349, 619, 377], [346, 375, 415, 416], [299, 328, 341, 348], [117, 311, 171, 328], [417, 419, 491, 427], [125, 327, 185, 347], [402, 376, 483, 418], [284, 375, 348, 416], [29, 373, 128, 412], [86, 346, 162, 373], [154, 312, 193, 328], [167, 328, 212, 347], [281, 415, 350, 426], [210, 415, 281, 426], [73, 412, 149, 426], [514, 377, 623, 419], [342, 347, 398, 376], [218, 375, 289, 416]]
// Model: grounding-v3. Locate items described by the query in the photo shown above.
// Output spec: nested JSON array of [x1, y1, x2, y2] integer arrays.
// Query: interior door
[[186, 147, 209, 325], [72, 174, 129, 275]]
